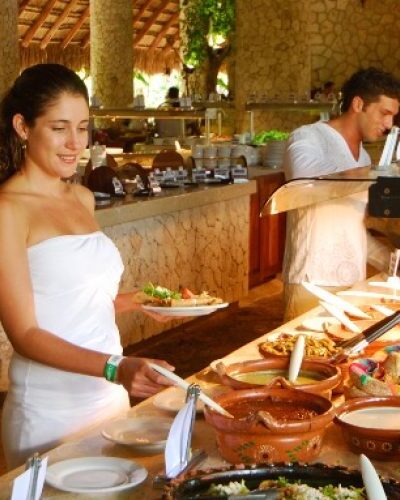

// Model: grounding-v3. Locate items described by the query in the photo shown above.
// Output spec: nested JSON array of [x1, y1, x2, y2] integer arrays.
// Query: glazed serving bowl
[[204, 387, 334, 464], [216, 358, 341, 399], [335, 396, 400, 460]]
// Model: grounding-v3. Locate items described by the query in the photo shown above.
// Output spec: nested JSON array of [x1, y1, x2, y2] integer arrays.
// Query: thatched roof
[[18, 0, 181, 74]]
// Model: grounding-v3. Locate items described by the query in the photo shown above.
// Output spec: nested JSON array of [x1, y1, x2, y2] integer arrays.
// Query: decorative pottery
[[335, 396, 400, 460], [216, 358, 341, 399], [204, 387, 334, 464]]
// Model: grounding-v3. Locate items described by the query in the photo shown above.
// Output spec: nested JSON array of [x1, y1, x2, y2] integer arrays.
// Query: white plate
[[153, 386, 205, 413], [46, 457, 147, 494], [300, 316, 340, 333], [142, 303, 229, 317], [101, 416, 173, 452]]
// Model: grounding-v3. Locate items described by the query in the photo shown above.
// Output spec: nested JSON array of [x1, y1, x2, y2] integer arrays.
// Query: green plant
[[181, 0, 235, 68], [133, 71, 149, 87]]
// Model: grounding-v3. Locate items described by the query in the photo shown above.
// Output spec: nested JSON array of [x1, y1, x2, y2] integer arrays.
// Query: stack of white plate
[[263, 140, 287, 168]]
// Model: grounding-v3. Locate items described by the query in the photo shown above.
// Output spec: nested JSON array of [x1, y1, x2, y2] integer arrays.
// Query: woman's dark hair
[[0, 63, 89, 181], [341, 67, 400, 112]]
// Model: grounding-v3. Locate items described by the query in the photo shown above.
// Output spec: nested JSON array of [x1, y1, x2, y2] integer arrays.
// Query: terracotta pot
[[216, 358, 341, 399], [335, 396, 400, 460], [204, 387, 334, 464]]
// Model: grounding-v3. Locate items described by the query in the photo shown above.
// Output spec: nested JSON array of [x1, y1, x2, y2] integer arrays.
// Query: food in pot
[[230, 369, 324, 386], [224, 396, 320, 422], [206, 477, 365, 498], [259, 334, 338, 358]]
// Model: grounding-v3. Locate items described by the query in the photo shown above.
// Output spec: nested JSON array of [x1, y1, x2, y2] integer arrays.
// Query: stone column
[[0, 0, 19, 100], [235, 0, 312, 132], [90, 0, 133, 107]]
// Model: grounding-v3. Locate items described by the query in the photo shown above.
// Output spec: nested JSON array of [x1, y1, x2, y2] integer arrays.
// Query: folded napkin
[[165, 396, 196, 478], [11, 456, 48, 500]]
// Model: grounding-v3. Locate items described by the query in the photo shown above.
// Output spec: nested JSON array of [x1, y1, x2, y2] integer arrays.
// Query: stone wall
[[0, 195, 250, 391], [310, 0, 400, 91], [106, 195, 250, 347], [234, 0, 400, 134]]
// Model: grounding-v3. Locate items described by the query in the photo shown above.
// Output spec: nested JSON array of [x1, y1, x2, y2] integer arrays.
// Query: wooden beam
[[81, 31, 90, 50], [18, 0, 31, 15], [40, 0, 80, 49], [133, 0, 154, 25], [21, 0, 58, 47], [148, 11, 178, 49], [61, 5, 89, 49], [134, 0, 170, 45]]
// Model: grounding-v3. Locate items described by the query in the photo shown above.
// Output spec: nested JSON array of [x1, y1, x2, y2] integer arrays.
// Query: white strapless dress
[[2, 232, 130, 468]]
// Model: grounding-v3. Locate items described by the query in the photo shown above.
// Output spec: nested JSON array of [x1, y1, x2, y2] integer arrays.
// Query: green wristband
[[104, 355, 125, 383]]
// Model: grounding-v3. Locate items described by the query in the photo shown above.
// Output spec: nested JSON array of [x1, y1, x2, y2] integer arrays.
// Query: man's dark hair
[[166, 86, 179, 100], [341, 67, 400, 112]]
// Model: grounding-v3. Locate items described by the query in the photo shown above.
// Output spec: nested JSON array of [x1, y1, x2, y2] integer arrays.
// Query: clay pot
[[204, 387, 334, 464], [335, 396, 400, 460], [216, 358, 341, 400]]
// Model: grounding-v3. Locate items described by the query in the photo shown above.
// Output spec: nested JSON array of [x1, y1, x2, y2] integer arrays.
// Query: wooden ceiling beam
[[81, 31, 90, 50], [134, 0, 170, 45], [149, 11, 178, 49], [133, 0, 154, 25], [18, 0, 31, 15], [61, 5, 89, 49], [40, 0, 80, 49], [21, 0, 58, 47]]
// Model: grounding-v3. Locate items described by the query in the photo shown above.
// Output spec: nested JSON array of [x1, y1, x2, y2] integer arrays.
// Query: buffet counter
[[0, 275, 398, 498]]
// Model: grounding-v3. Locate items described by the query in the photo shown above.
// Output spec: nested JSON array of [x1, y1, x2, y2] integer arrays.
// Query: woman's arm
[[0, 198, 173, 397]]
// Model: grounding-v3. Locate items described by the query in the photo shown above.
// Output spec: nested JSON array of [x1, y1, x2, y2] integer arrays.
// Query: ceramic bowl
[[204, 387, 334, 464], [216, 358, 341, 399], [335, 396, 400, 460]]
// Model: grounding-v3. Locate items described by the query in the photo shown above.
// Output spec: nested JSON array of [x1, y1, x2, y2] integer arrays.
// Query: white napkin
[[11, 456, 48, 500], [165, 397, 196, 478], [378, 126, 399, 168]]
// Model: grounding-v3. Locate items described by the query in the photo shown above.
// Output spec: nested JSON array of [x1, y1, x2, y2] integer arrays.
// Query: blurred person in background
[[282, 67, 400, 320]]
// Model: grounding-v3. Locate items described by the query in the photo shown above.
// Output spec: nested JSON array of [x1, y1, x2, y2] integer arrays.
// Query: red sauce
[[225, 397, 320, 421]]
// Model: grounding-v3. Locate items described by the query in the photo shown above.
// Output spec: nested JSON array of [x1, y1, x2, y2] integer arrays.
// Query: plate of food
[[164, 462, 400, 499], [137, 283, 228, 317], [101, 416, 173, 453]]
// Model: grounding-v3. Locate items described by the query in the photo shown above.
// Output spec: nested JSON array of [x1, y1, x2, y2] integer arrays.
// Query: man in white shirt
[[283, 67, 400, 320]]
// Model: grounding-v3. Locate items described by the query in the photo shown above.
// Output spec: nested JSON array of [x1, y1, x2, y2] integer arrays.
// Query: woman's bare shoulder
[[71, 183, 95, 213]]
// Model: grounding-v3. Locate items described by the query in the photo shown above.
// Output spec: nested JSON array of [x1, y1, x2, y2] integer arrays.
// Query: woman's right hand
[[117, 356, 175, 398]]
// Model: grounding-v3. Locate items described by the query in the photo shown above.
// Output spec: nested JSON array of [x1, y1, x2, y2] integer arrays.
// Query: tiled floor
[[0, 277, 284, 475]]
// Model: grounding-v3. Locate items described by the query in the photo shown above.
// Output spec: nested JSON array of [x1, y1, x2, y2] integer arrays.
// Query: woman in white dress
[[0, 64, 174, 469]]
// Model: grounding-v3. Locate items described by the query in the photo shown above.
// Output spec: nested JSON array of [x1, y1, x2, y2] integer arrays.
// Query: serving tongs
[[331, 309, 400, 363], [25, 453, 42, 500]]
